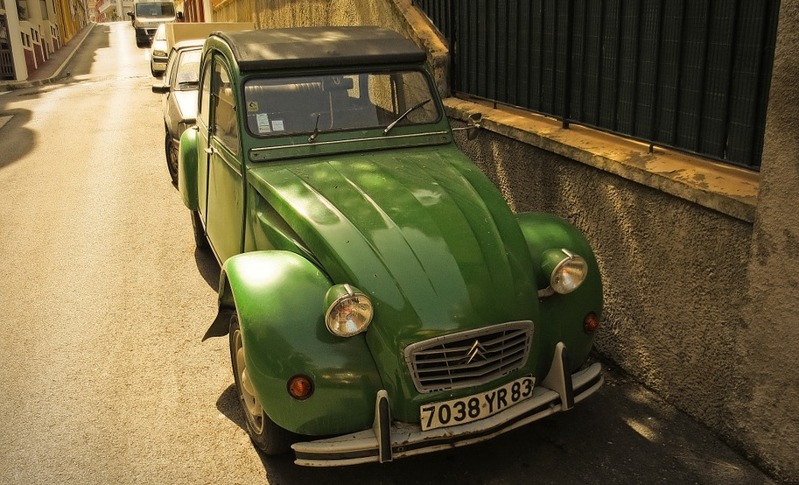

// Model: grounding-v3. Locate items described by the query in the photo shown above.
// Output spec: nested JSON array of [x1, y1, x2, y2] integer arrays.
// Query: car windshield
[[135, 2, 174, 17], [243, 70, 440, 137], [174, 49, 201, 88]]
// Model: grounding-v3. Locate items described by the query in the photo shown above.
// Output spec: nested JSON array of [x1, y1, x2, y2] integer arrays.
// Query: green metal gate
[[416, 0, 779, 169]]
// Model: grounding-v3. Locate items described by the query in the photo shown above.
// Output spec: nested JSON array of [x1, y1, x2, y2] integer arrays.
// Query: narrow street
[[0, 22, 775, 484]]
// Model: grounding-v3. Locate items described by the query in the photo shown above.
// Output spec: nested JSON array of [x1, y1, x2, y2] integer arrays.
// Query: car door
[[204, 54, 245, 263], [195, 56, 212, 235]]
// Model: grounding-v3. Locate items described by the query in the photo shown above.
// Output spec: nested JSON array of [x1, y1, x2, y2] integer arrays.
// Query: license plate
[[420, 376, 535, 431]]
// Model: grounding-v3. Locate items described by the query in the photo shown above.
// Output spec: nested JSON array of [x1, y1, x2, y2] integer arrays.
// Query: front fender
[[214, 251, 383, 436], [516, 213, 603, 370], [178, 126, 199, 210]]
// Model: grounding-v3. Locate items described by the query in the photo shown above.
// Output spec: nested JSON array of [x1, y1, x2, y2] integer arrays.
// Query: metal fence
[[0, 15, 17, 81], [415, 0, 780, 169]]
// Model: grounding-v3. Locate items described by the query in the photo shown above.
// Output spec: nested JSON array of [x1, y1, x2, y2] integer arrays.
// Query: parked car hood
[[248, 145, 540, 398]]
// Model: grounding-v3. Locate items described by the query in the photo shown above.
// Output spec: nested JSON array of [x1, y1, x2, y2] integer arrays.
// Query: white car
[[149, 24, 168, 77], [151, 39, 204, 184]]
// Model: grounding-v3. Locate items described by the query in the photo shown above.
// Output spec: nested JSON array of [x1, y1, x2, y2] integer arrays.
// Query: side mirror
[[453, 112, 483, 140], [127, 11, 134, 19], [152, 84, 170, 94], [176, 11, 184, 20], [465, 112, 482, 140]]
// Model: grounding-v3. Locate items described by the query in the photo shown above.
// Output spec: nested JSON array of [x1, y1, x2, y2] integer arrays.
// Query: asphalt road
[[0, 22, 777, 485]]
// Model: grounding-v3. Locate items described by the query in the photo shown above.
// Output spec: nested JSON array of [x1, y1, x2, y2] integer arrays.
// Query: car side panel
[[205, 141, 244, 263]]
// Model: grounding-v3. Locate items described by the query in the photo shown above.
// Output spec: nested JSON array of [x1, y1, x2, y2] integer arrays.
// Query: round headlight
[[543, 249, 589, 294], [324, 284, 374, 337]]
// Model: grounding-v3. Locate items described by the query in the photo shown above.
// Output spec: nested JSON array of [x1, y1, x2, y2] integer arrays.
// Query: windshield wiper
[[308, 113, 321, 142], [383, 99, 431, 135]]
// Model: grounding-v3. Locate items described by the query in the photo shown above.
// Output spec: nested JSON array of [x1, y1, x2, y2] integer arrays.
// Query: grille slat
[[415, 345, 527, 374], [404, 321, 534, 393], [418, 356, 525, 379]]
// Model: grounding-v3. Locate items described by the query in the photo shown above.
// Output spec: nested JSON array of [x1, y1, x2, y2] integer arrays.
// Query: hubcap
[[234, 330, 264, 434]]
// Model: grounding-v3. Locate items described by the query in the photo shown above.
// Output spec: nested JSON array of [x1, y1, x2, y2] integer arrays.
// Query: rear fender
[[178, 126, 199, 210], [210, 250, 383, 436]]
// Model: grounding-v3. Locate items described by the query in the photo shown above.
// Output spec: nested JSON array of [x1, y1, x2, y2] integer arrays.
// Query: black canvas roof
[[214, 26, 427, 72]]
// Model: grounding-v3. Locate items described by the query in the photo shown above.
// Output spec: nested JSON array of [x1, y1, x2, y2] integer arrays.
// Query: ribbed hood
[[248, 145, 539, 408]]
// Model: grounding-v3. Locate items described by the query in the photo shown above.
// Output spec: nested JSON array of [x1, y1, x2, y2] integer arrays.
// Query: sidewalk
[[0, 23, 95, 91]]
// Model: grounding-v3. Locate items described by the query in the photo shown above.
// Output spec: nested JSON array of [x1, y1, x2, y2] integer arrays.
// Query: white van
[[128, 1, 180, 47]]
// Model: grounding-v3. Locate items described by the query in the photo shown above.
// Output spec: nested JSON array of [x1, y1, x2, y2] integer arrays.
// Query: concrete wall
[[449, 116, 771, 473], [446, 1, 798, 479], [736, 0, 799, 480], [206, 0, 799, 481], [447, 1, 799, 476]]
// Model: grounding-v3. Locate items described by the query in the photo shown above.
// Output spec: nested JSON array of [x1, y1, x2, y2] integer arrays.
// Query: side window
[[198, 59, 212, 128], [366, 71, 439, 124], [394, 72, 439, 123], [212, 61, 239, 153], [163, 51, 177, 87], [175, 50, 201, 85]]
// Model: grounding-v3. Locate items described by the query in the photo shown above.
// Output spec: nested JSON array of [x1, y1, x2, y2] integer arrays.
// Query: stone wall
[[736, 0, 799, 481]]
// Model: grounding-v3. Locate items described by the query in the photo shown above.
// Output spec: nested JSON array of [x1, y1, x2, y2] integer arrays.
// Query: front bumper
[[151, 57, 167, 73], [291, 343, 603, 466]]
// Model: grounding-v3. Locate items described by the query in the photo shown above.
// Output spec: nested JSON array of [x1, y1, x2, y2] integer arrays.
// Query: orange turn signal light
[[584, 312, 600, 333], [287, 375, 314, 400]]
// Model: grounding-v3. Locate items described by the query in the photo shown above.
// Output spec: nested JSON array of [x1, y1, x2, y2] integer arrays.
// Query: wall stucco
[[736, 0, 799, 481], [446, 0, 799, 476], [452, 123, 754, 440]]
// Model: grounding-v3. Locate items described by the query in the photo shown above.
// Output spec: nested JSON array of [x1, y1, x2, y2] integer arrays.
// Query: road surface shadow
[[194, 247, 220, 289], [213, 361, 774, 485], [0, 107, 34, 170], [216, 384, 245, 430]]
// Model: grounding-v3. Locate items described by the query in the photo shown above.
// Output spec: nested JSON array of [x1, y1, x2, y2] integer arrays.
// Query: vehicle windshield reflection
[[243, 70, 440, 138]]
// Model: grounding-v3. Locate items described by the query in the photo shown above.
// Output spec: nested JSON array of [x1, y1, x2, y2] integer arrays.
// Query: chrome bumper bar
[[292, 343, 603, 466]]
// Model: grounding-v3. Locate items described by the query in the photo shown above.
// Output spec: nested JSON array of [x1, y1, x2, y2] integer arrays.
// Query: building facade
[[0, 0, 88, 81]]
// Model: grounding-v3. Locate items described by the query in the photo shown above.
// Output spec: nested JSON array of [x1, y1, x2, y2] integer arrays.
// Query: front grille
[[404, 320, 534, 393]]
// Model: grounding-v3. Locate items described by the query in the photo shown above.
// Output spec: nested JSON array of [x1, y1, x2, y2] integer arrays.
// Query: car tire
[[229, 313, 297, 455], [165, 129, 178, 186], [191, 211, 209, 251]]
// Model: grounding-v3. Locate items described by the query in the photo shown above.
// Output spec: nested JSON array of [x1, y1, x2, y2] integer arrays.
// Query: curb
[[0, 23, 96, 92]]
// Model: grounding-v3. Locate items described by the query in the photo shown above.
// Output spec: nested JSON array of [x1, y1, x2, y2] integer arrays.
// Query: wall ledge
[[445, 97, 759, 223]]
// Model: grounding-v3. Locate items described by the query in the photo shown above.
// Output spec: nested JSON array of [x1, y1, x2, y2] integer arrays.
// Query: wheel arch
[[205, 250, 384, 435], [202, 271, 235, 341], [516, 212, 603, 371], [178, 126, 200, 210]]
